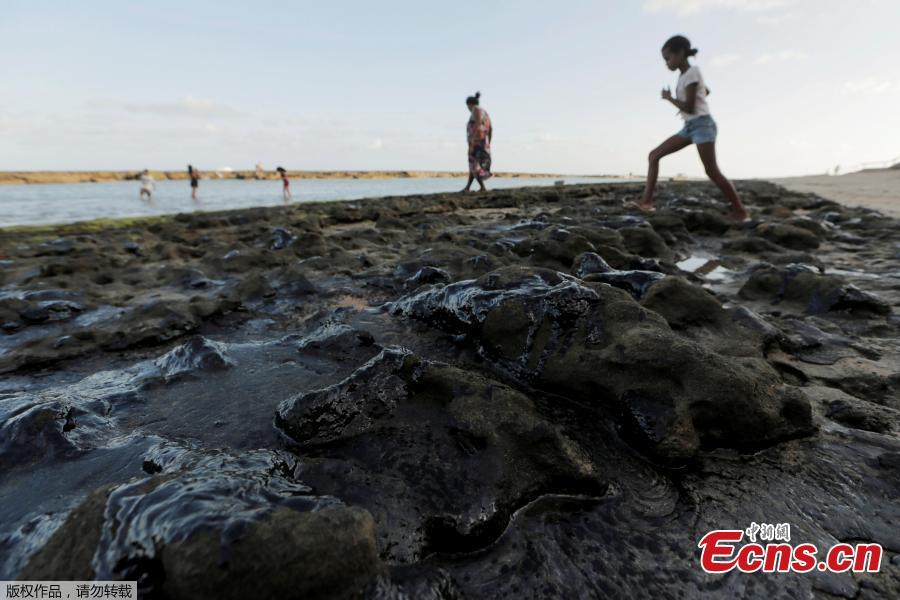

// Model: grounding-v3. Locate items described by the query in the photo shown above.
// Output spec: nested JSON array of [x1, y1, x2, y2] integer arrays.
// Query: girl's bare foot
[[623, 199, 656, 213], [729, 207, 750, 222]]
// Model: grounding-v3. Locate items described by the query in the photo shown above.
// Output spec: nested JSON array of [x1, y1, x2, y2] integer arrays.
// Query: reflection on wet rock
[[154, 336, 234, 381], [390, 267, 814, 463], [583, 270, 666, 300], [22, 445, 383, 599]]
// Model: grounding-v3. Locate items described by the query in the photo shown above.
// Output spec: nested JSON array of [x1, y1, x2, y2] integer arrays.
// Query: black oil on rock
[[0, 180, 898, 599]]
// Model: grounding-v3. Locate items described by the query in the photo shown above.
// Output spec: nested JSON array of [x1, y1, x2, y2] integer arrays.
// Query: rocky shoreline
[[1, 181, 897, 598]]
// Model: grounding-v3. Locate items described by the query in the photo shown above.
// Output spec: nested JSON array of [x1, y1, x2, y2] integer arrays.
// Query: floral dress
[[467, 107, 492, 179]]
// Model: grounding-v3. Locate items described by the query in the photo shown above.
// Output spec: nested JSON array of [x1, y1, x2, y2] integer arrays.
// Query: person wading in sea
[[277, 166, 291, 202], [462, 91, 493, 193], [139, 169, 155, 201], [633, 35, 749, 222], [188, 164, 200, 201]]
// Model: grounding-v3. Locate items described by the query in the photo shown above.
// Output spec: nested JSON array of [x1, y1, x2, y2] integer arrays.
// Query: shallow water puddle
[[676, 255, 710, 272], [677, 255, 736, 281]]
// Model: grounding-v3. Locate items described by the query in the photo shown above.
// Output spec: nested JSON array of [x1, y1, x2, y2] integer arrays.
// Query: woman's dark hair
[[662, 35, 698, 57], [466, 91, 481, 106], [187, 164, 193, 174]]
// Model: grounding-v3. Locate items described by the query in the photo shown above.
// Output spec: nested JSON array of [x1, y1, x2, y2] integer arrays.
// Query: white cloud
[[87, 96, 241, 117], [754, 50, 808, 64], [368, 138, 384, 150], [711, 53, 742, 67], [843, 78, 900, 94], [643, 0, 790, 16], [0, 113, 36, 135], [756, 11, 796, 24], [783, 136, 815, 149]]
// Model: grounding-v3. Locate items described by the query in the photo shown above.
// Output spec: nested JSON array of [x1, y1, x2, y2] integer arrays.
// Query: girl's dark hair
[[662, 35, 698, 57], [187, 164, 193, 173], [466, 91, 481, 106]]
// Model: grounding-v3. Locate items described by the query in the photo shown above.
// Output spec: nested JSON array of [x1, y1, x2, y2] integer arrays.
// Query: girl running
[[637, 35, 748, 221]]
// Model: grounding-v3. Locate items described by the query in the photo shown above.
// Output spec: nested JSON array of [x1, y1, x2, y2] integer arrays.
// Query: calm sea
[[0, 176, 621, 228]]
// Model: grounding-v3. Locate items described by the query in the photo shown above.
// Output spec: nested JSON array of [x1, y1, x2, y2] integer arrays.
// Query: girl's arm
[[662, 83, 698, 114]]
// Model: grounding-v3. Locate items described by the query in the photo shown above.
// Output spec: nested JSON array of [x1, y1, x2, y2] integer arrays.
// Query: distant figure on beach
[[636, 35, 748, 221], [256, 162, 265, 179], [277, 166, 291, 201], [462, 91, 492, 193], [139, 169, 155, 201], [188, 164, 200, 200]]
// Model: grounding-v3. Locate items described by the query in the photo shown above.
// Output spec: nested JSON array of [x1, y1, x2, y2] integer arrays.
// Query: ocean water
[[0, 176, 618, 228]]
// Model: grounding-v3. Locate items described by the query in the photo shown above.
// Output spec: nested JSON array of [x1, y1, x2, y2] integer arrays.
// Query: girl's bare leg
[[476, 175, 486, 192], [640, 135, 691, 209], [696, 142, 748, 221], [462, 174, 475, 192]]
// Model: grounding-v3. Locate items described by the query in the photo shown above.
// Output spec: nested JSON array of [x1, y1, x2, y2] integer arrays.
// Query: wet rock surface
[[276, 346, 604, 562], [1, 180, 898, 598], [740, 264, 892, 315], [388, 267, 813, 463], [22, 445, 383, 599]]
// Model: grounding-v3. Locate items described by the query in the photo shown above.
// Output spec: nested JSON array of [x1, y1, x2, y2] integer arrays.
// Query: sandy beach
[[1, 180, 897, 597], [773, 168, 900, 218]]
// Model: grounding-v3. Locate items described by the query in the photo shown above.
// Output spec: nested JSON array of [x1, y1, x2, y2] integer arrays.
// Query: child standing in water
[[188, 164, 200, 201], [139, 169, 155, 201], [637, 35, 748, 221], [277, 166, 291, 201]]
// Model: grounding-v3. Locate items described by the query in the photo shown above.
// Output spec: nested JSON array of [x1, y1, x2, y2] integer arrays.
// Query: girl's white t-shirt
[[676, 65, 710, 121]]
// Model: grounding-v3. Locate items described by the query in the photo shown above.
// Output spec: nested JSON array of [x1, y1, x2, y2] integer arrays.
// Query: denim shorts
[[677, 115, 717, 145]]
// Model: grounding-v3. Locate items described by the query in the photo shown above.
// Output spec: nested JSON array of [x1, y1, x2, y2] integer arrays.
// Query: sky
[[1, 0, 898, 177]]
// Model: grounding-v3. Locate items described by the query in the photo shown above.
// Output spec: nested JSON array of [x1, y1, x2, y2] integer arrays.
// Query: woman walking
[[462, 92, 493, 193], [636, 35, 748, 221]]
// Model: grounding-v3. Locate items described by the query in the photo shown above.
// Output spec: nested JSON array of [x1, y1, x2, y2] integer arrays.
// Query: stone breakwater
[[0, 181, 897, 598], [0, 170, 579, 185]]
